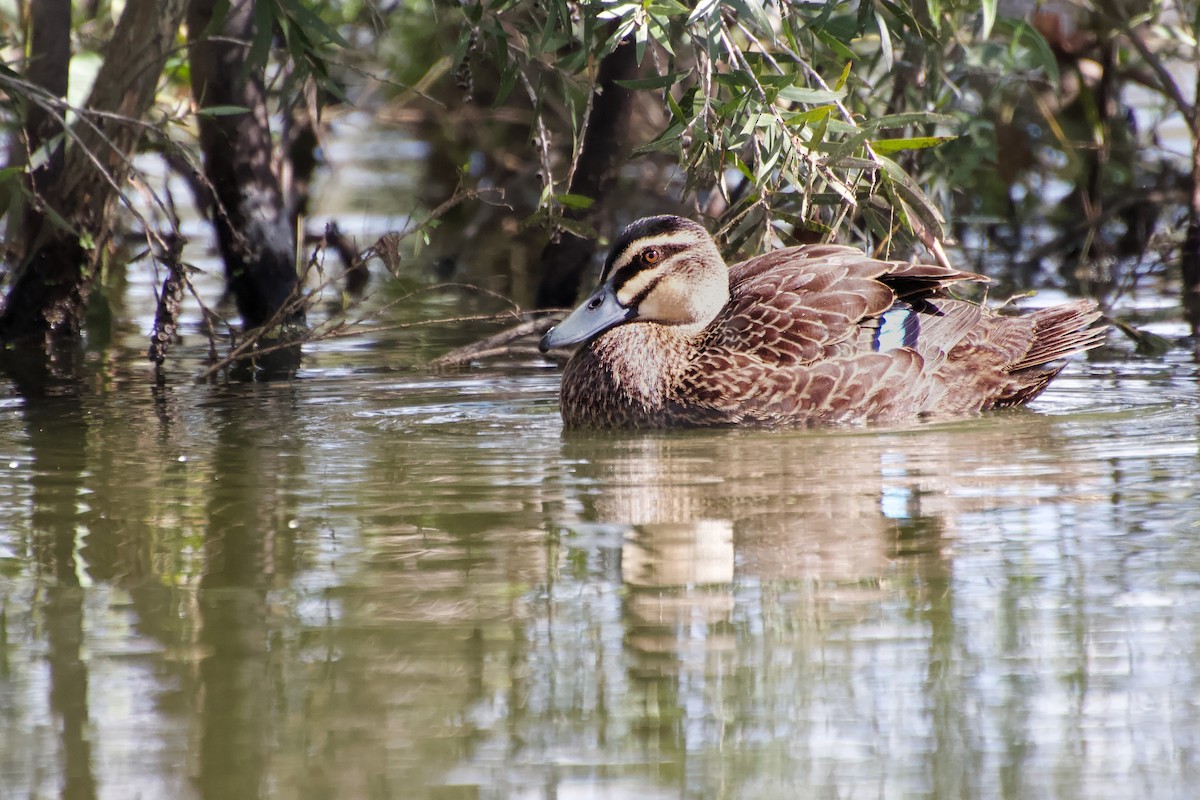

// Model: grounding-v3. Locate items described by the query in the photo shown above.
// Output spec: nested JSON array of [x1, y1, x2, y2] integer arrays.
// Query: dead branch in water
[[428, 315, 562, 368]]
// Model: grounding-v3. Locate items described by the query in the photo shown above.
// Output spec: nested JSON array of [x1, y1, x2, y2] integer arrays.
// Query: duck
[[538, 215, 1106, 429]]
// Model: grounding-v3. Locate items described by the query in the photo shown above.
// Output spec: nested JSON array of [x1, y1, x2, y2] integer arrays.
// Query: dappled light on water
[[2, 314, 1200, 798]]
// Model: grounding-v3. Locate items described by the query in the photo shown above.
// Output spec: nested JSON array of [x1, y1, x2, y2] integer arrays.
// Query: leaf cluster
[[447, 0, 1071, 260]]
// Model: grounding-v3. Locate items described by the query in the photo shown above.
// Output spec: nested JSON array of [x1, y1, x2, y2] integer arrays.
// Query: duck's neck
[[596, 324, 695, 404], [562, 324, 695, 425]]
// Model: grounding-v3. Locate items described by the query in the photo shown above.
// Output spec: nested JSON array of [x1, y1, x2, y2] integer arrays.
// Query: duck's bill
[[539, 281, 635, 352]]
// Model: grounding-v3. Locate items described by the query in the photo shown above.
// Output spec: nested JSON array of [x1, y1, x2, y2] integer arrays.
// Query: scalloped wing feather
[[708, 246, 988, 367], [675, 347, 940, 426]]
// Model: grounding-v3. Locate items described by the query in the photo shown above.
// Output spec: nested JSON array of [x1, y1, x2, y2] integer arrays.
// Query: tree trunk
[[11, 0, 70, 253], [1184, 65, 1200, 337], [0, 0, 189, 346], [535, 39, 638, 309], [187, 0, 305, 331]]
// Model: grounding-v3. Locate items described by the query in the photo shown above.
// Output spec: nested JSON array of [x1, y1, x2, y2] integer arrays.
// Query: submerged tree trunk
[[187, 0, 305, 331], [0, 0, 189, 346], [534, 39, 638, 309]]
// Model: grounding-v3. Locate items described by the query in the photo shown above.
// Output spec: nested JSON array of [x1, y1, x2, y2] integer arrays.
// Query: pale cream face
[[632, 269, 729, 330], [607, 227, 730, 333], [540, 216, 733, 352]]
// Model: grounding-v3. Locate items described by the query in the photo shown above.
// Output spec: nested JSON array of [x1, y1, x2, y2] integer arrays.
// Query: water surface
[[1, 303, 1199, 799]]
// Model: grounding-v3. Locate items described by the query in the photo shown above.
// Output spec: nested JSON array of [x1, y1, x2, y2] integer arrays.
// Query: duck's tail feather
[[1009, 300, 1107, 372]]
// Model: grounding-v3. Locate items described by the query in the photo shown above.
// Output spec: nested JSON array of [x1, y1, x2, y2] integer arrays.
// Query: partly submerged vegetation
[[1, 0, 1198, 375]]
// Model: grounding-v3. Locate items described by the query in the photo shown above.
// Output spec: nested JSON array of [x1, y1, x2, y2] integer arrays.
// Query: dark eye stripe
[[602, 241, 690, 283], [609, 243, 687, 286], [601, 240, 636, 282]]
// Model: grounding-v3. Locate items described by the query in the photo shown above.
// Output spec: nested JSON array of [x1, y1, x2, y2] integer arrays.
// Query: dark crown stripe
[[602, 218, 705, 281]]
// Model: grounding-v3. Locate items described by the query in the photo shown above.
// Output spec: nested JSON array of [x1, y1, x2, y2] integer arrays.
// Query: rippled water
[[2, 293, 1199, 799]]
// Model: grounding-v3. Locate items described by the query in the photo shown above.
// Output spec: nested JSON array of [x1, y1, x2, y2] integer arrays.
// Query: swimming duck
[[538, 215, 1106, 429]]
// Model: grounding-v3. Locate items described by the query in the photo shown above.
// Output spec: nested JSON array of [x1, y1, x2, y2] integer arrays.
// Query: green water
[[1, 305, 1198, 799]]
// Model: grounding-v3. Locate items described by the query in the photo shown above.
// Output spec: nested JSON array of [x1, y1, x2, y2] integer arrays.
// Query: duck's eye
[[642, 248, 661, 265]]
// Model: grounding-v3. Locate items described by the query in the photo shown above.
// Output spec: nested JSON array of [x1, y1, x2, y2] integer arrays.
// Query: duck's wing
[[675, 346, 940, 426], [708, 245, 986, 367]]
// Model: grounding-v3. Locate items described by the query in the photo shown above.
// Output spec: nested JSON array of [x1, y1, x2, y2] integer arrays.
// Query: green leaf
[[494, 66, 518, 106], [777, 86, 847, 104], [875, 10, 894, 73], [647, 14, 676, 56], [877, 154, 946, 232], [714, 70, 757, 88], [614, 70, 690, 90], [878, 0, 930, 39], [727, 0, 776, 43], [666, 88, 687, 122], [924, 0, 943, 37], [556, 217, 599, 240], [834, 60, 852, 91], [452, 25, 474, 70], [203, 0, 233, 38], [728, 152, 754, 183], [980, 0, 998, 40], [247, 0, 274, 70], [605, 13, 640, 52], [784, 105, 837, 126], [554, 193, 596, 210], [820, 126, 872, 161], [867, 112, 956, 130], [631, 122, 685, 154], [687, 0, 721, 25], [994, 18, 1061, 85], [870, 135, 956, 154], [277, 0, 349, 48]]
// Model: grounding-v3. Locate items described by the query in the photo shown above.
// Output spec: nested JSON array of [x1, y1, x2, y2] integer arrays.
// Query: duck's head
[[539, 215, 730, 352]]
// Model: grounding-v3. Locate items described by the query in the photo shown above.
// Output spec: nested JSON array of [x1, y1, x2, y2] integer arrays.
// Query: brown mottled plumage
[[538, 215, 1106, 429]]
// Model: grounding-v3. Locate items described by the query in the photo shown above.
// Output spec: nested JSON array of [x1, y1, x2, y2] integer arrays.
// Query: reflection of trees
[[3, 372, 314, 799], [7, 366, 1196, 798], [193, 387, 307, 800], [22, 378, 99, 800]]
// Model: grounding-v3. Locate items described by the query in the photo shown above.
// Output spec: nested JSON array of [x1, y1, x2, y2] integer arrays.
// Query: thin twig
[[519, 69, 556, 214], [428, 316, 561, 367], [564, 56, 598, 192]]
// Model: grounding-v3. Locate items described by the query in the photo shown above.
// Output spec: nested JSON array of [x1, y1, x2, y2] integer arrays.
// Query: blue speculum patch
[[873, 302, 920, 352]]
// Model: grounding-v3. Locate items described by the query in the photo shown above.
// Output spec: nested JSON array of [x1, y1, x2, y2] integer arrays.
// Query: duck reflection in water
[[560, 414, 1101, 680]]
